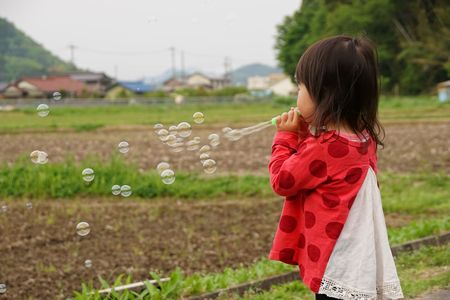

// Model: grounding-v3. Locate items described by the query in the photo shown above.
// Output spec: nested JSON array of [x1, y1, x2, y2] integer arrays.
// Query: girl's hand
[[275, 107, 300, 133]]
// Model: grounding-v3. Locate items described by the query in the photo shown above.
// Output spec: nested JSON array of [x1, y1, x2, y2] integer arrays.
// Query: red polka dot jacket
[[268, 128, 378, 294]]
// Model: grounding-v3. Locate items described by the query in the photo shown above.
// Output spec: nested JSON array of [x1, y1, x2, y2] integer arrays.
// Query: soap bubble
[[168, 125, 178, 136], [161, 169, 175, 184], [76, 222, 90, 236], [208, 133, 220, 147], [0, 283, 6, 294], [37, 104, 50, 117], [111, 185, 121, 196], [157, 128, 169, 138], [170, 143, 184, 153], [1, 205, 7, 213], [222, 127, 232, 134], [199, 153, 210, 163], [52, 91, 62, 101], [199, 145, 211, 155], [84, 259, 92, 268], [186, 139, 200, 151], [226, 129, 242, 141], [30, 150, 48, 164], [118, 141, 129, 154], [82, 168, 95, 182], [120, 185, 132, 197], [165, 134, 177, 146], [26, 202, 32, 209], [153, 123, 164, 131], [177, 122, 192, 138], [193, 112, 205, 124], [203, 159, 217, 174], [157, 162, 170, 174]]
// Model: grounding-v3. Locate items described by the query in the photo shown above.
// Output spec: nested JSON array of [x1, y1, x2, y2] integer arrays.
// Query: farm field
[[0, 97, 449, 299]]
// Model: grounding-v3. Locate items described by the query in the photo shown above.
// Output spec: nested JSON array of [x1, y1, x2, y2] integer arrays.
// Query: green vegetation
[[275, 0, 450, 94], [0, 17, 76, 82], [73, 244, 449, 299], [0, 96, 448, 133], [1, 157, 449, 209]]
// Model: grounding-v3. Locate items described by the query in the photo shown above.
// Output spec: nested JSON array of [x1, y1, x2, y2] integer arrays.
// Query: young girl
[[268, 35, 404, 300]]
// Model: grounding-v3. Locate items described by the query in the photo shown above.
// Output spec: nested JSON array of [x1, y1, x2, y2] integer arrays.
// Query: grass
[[72, 244, 449, 299], [0, 96, 449, 133], [1, 158, 449, 210]]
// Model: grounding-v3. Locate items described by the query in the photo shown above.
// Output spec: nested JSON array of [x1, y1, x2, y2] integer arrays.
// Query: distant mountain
[[0, 17, 78, 82], [231, 63, 282, 85]]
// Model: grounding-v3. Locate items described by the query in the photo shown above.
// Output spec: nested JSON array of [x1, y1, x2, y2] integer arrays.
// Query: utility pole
[[170, 46, 176, 80], [180, 51, 186, 80], [224, 56, 233, 85], [114, 65, 118, 80], [68, 44, 76, 65]]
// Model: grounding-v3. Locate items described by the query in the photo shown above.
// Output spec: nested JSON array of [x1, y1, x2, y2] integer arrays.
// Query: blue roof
[[117, 81, 154, 93]]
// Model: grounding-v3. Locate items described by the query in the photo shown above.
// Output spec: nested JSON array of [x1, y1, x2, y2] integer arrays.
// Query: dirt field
[[0, 122, 449, 174], [0, 197, 418, 300], [0, 122, 449, 299]]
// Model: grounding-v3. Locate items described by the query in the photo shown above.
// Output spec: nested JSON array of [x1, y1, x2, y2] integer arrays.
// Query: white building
[[247, 73, 297, 96]]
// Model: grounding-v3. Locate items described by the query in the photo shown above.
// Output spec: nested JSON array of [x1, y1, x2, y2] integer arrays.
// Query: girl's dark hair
[[295, 35, 385, 148]]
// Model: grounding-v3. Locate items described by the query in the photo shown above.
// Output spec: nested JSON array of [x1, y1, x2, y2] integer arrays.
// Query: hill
[[231, 63, 282, 85], [0, 17, 77, 83]]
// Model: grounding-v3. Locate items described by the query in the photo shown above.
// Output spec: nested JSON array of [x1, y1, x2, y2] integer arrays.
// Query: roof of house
[[437, 80, 450, 88], [19, 75, 88, 93], [117, 80, 154, 92], [68, 72, 112, 82]]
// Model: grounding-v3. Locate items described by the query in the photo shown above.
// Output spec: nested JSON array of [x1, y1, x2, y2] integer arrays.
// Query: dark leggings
[[315, 293, 341, 300]]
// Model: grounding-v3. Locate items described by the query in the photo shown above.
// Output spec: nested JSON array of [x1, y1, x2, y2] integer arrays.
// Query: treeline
[[275, 0, 450, 94]]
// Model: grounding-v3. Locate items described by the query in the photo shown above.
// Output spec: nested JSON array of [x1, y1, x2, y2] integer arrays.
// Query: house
[[67, 72, 114, 96], [437, 80, 450, 102], [105, 80, 155, 99], [247, 73, 297, 97], [162, 73, 230, 92], [0, 75, 89, 99]]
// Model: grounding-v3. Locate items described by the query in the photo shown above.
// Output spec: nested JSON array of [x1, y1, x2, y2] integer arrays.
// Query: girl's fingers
[[281, 112, 289, 122], [288, 109, 295, 122]]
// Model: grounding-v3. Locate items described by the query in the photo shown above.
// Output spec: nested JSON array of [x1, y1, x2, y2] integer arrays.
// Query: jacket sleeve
[[269, 131, 328, 197]]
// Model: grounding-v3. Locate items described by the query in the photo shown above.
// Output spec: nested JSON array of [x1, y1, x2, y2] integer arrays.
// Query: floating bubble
[[76, 222, 90, 236], [157, 128, 169, 137], [1, 205, 7, 213], [84, 259, 92, 268], [0, 283, 6, 294], [118, 141, 129, 154], [120, 185, 132, 197], [82, 168, 95, 182], [203, 159, 217, 174], [111, 185, 121, 196], [165, 134, 177, 146], [199, 153, 210, 164], [26, 202, 32, 209], [168, 125, 178, 136], [148, 15, 158, 23], [222, 127, 232, 134], [186, 139, 200, 151], [156, 162, 170, 174], [37, 103, 50, 117], [193, 112, 205, 124], [153, 123, 164, 131], [226, 129, 243, 141], [199, 145, 211, 155], [170, 143, 184, 153], [177, 122, 192, 138], [161, 169, 175, 185], [208, 133, 220, 147], [52, 91, 62, 101], [30, 150, 48, 164], [193, 136, 201, 142]]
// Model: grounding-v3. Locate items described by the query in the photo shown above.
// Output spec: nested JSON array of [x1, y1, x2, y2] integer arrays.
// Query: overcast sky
[[1, 0, 302, 80]]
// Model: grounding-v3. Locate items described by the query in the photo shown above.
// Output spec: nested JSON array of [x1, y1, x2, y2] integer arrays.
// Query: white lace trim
[[319, 276, 404, 300]]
